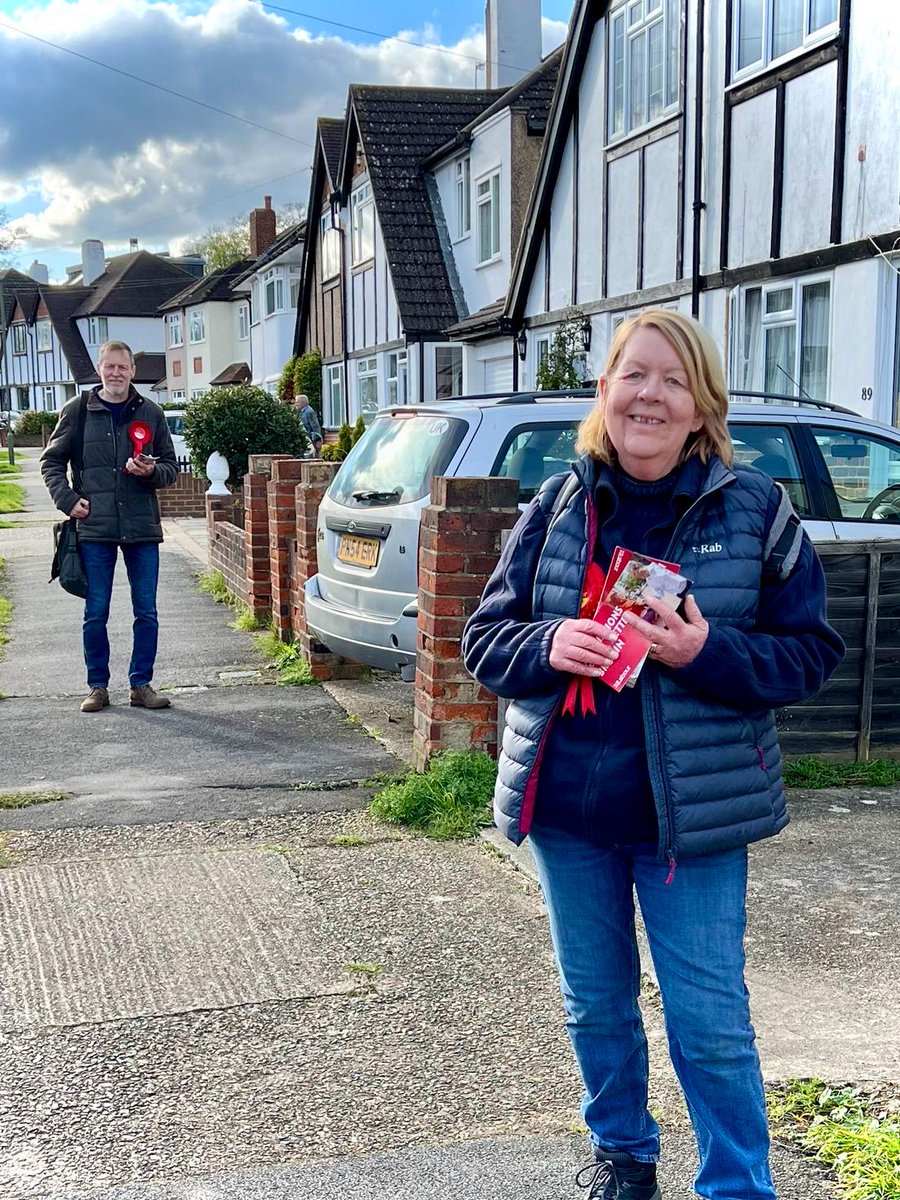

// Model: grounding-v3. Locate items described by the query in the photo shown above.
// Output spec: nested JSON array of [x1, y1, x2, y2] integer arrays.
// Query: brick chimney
[[250, 195, 277, 259]]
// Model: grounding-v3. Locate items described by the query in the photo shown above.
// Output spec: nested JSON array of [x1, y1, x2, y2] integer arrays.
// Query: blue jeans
[[528, 825, 775, 1200], [81, 541, 160, 689]]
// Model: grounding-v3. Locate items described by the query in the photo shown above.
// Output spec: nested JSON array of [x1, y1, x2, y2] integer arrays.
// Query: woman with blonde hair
[[463, 309, 843, 1199]]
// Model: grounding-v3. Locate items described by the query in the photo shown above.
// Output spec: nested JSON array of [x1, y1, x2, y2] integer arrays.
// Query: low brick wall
[[159, 471, 209, 518], [206, 495, 247, 605], [413, 476, 520, 771]]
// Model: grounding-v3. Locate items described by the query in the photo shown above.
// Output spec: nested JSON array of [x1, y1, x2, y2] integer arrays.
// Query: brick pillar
[[205, 492, 237, 533], [413, 476, 520, 772], [292, 461, 368, 680], [268, 457, 305, 638], [243, 454, 289, 624]]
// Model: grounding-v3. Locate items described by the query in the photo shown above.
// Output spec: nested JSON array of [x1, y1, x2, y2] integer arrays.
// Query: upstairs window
[[251, 281, 260, 325], [608, 0, 680, 140], [734, 0, 838, 76], [455, 157, 471, 240], [37, 320, 52, 353], [86, 316, 108, 346], [351, 182, 375, 266], [168, 312, 184, 348], [189, 309, 206, 344], [475, 171, 501, 265], [12, 322, 26, 355], [321, 209, 341, 280], [237, 303, 250, 342], [289, 269, 300, 310], [263, 269, 284, 316]]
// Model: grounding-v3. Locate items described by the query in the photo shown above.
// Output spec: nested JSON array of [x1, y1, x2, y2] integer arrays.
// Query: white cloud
[[0, 0, 567, 260]]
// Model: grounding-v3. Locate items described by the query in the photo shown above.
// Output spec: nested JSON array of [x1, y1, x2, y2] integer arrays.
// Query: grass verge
[[783, 756, 900, 789], [370, 750, 497, 840], [768, 1079, 900, 1199], [0, 556, 11, 660], [253, 627, 315, 686], [0, 790, 70, 809], [197, 568, 266, 632], [0, 480, 26, 514]]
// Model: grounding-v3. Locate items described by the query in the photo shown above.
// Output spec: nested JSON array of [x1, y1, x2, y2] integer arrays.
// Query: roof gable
[[74, 250, 195, 317], [40, 286, 95, 382], [158, 259, 253, 312]]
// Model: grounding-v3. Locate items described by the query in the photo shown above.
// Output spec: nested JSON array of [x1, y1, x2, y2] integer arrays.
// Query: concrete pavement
[[0, 450, 896, 1200]]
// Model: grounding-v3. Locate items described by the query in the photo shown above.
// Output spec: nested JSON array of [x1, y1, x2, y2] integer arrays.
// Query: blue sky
[[0, 1, 573, 280]]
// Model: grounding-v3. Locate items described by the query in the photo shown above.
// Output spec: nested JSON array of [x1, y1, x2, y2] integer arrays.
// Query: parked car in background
[[305, 391, 900, 677], [164, 410, 188, 463]]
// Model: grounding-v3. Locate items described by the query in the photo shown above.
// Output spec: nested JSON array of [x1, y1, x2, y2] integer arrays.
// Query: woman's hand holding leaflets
[[623, 593, 709, 668], [549, 618, 621, 675]]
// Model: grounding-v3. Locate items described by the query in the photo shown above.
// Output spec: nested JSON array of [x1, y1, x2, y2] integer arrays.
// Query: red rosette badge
[[127, 420, 151, 458]]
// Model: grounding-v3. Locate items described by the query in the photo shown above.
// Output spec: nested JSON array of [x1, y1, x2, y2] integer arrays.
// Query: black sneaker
[[575, 1151, 662, 1199]]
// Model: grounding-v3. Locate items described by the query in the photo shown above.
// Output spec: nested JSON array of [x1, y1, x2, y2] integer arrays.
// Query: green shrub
[[276, 357, 298, 406], [14, 410, 59, 435], [536, 308, 592, 390], [321, 420, 358, 463], [183, 385, 309, 486], [370, 750, 497, 839], [293, 349, 323, 423]]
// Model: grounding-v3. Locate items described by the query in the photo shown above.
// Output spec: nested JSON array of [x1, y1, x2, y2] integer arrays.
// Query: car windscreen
[[329, 412, 468, 507], [166, 415, 184, 436]]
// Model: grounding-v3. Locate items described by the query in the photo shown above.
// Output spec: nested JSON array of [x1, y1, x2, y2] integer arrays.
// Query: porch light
[[580, 317, 592, 354], [516, 328, 528, 360]]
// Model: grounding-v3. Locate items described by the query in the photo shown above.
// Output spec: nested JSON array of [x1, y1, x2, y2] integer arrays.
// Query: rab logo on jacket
[[693, 542, 723, 554]]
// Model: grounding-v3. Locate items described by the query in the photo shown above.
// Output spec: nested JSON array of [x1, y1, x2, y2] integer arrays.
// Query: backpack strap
[[71, 393, 88, 493], [763, 482, 803, 581]]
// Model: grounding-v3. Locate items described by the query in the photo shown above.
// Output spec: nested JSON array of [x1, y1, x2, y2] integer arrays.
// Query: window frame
[[168, 312, 184, 348], [188, 308, 206, 345], [475, 169, 501, 266], [169, 389, 186, 404], [11, 322, 26, 355], [36, 320, 52, 353], [41, 385, 56, 410], [732, 0, 839, 80], [325, 363, 344, 428], [321, 209, 341, 280], [250, 281, 260, 326], [350, 182, 375, 267], [237, 302, 250, 342], [263, 268, 285, 318], [434, 344, 464, 400], [607, 0, 681, 142], [356, 355, 379, 421], [730, 276, 831, 402], [86, 316, 108, 347], [455, 156, 472, 242], [387, 349, 409, 406]]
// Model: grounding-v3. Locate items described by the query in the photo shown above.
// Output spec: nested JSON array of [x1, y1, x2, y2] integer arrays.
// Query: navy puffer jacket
[[462, 455, 844, 862]]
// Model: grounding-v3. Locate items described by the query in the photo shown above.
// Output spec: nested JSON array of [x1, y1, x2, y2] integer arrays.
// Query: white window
[[263, 269, 284, 317], [36, 320, 52, 353], [732, 278, 831, 402], [455, 157, 471, 240], [435, 345, 464, 400], [536, 336, 551, 371], [734, 0, 838, 75], [41, 385, 55, 409], [289, 270, 300, 310], [475, 171, 501, 265], [325, 363, 344, 428], [16, 386, 30, 411], [168, 312, 184, 348], [608, 0, 680, 140], [86, 316, 108, 346], [387, 350, 408, 405], [321, 210, 341, 280], [189, 309, 206, 344], [351, 183, 375, 266], [250, 281, 260, 325], [237, 303, 249, 342], [11, 322, 26, 355], [170, 389, 186, 403], [190, 388, 205, 401], [356, 356, 379, 420]]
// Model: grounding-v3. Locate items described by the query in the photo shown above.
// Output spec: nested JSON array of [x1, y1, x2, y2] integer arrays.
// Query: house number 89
[[861, 387, 873, 401]]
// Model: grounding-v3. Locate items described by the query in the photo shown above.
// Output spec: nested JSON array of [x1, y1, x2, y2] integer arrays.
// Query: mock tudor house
[[294, 0, 562, 425], [505, 0, 900, 425], [230, 198, 305, 395], [0, 244, 197, 419], [156, 260, 252, 405]]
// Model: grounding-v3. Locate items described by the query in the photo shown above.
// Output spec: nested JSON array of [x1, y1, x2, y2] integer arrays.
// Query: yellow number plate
[[337, 533, 380, 568]]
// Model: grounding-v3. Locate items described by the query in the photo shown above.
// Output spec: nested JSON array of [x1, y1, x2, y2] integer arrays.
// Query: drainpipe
[[691, 0, 706, 320]]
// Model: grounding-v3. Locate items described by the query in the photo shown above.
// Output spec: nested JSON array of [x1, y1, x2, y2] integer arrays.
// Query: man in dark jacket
[[41, 340, 178, 712]]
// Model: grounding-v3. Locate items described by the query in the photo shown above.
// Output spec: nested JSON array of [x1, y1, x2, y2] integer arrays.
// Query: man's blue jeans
[[81, 541, 160, 689], [528, 825, 775, 1200]]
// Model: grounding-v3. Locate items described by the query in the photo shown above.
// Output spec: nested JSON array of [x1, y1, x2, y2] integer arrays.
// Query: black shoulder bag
[[50, 397, 89, 599]]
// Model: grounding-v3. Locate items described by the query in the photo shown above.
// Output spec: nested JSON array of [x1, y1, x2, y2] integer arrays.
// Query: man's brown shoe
[[81, 687, 110, 713], [129, 685, 171, 710]]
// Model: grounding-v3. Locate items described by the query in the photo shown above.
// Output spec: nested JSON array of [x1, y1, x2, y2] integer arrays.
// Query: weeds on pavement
[[768, 1079, 900, 1200], [0, 790, 69, 809], [0, 556, 11, 660], [370, 750, 496, 839], [253, 628, 315, 685], [198, 569, 266, 632]]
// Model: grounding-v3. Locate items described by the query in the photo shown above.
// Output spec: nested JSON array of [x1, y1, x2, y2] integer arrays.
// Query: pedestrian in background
[[463, 309, 843, 1200], [41, 340, 178, 712], [295, 392, 323, 457]]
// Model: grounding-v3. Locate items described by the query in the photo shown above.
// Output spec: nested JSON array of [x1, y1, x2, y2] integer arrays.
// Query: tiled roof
[[74, 250, 195, 317], [209, 361, 251, 386], [158, 260, 253, 312], [40, 286, 96, 383], [231, 222, 306, 286], [318, 118, 345, 186], [422, 48, 565, 168], [445, 298, 507, 338], [132, 351, 167, 385], [0, 269, 39, 327], [346, 85, 501, 336]]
